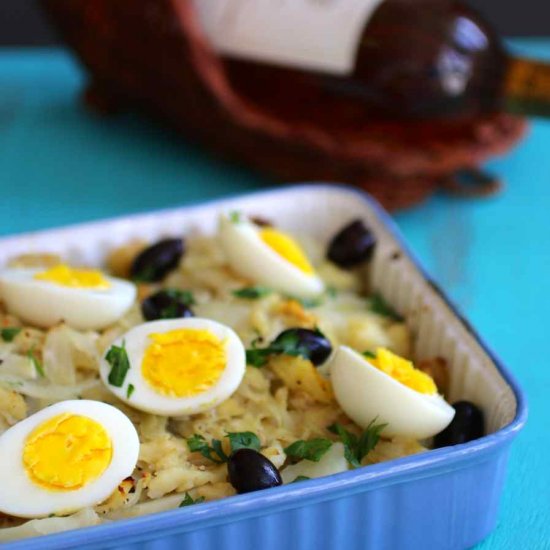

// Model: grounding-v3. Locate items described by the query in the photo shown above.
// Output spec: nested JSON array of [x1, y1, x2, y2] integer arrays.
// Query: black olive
[[131, 238, 184, 282], [327, 220, 376, 269], [141, 290, 194, 321], [271, 328, 332, 366], [434, 401, 485, 448], [228, 449, 282, 494]]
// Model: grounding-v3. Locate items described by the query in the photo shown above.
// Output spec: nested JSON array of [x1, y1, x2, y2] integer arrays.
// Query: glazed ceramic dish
[[0, 185, 527, 550]]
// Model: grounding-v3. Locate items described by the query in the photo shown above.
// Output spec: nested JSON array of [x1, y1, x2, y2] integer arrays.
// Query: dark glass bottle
[[217, 0, 550, 127]]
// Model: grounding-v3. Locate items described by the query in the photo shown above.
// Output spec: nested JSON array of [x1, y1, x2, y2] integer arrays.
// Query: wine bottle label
[[192, 0, 385, 75]]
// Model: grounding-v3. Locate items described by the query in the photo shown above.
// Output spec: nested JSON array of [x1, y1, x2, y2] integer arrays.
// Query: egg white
[[0, 268, 136, 331], [330, 346, 455, 439], [99, 318, 246, 416], [218, 214, 324, 298], [0, 400, 140, 518]]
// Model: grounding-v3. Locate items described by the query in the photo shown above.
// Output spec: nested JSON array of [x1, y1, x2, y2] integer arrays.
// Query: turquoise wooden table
[[1, 42, 549, 549]]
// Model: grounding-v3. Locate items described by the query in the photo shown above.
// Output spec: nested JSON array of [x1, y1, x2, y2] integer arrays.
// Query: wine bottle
[[193, 0, 550, 124]]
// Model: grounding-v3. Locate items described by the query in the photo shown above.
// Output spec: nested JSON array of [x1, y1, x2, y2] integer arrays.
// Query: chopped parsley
[[328, 419, 386, 468], [368, 293, 404, 322], [156, 304, 181, 319], [157, 289, 195, 319], [169, 289, 195, 305], [229, 211, 241, 224], [291, 475, 311, 483], [179, 493, 205, 507], [245, 336, 272, 368], [187, 434, 227, 464], [126, 384, 135, 399], [326, 286, 338, 299], [0, 327, 21, 343], [187, 431, 262, 463], [288, 295, 325, 309], [27, 347, 45, 378], [226, 432, 261, 453], [245, 347, 272, 368], [269, 329, 310, 357], [232, 286, 273, 300], [106, 342, 131, 387], [245, 327, 328, 368], [363, 351, 377, 360], [132, 266, 157, 284], [284, 438, 333, 462], [232, 286, 332, 306]]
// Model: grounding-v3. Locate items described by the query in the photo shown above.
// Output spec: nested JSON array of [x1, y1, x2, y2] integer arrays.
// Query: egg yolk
[[34, 264, 111, 289], [370, 348, 437, 395], [142, 329, 226, 397], [23, 413, 112, 492], [259, 228, 315, 275]]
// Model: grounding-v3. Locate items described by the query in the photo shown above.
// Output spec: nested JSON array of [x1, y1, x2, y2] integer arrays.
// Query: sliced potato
[[269, 355, 334, 404]]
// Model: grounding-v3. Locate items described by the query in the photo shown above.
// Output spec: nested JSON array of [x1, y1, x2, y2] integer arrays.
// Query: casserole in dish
[[0, 185, 526, 549]]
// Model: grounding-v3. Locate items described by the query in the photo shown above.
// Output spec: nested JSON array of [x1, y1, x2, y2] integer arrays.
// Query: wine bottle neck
[[505, 57, 550, 117]]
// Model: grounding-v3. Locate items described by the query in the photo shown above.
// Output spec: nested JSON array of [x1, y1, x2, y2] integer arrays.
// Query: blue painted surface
[[0, 42, 549, 548]]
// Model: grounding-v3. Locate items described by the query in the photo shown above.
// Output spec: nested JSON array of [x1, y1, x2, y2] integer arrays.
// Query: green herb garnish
[[187, 434, 227, 463], [229, 211, 241, 223], [245, 336, 270, 367], [291, 475, 311, 483], [244, 349, 266, 367], [328, 419, 386, 468], [157, 289, 196, 319], [288, 295, 325, 309], [273, 327, 327, 360], [226, 431, 261, 453], [246, 327, 328, 367], [132, 266, 157, 284], [326, 286, 338, 299], [245, 348, 272, 368], [232, 286, 273, 300], [0, 327, 21, 343], [368, 293, 404, 322], [126, 384, 135, 399], [27, 347, 45, 378], [362, 351, 377, 360], [187, 431, 262, 463], [269, 329, 308, 358], [287, 286, 338, 308], [167, 289, 195, 305], [179, 492, 205, 507], [284, 438, 333, 462], [106, 342, 131, 387], [211, 439, 228, 462]]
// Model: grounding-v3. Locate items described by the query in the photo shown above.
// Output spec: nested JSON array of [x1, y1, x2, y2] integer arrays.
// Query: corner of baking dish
[[0, 183, 527, 549]]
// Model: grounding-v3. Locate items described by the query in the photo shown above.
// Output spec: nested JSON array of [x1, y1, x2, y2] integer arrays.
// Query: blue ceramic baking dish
[[0, 185, 527, 550]]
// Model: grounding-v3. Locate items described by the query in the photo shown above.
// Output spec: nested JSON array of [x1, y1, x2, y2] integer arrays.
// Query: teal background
[[1, 42, 549, 549]]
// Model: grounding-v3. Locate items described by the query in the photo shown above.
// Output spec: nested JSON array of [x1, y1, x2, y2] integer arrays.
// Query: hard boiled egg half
[[331, 347, 455, 439], [0, 400, 139, 518], [218, 213, 324, 298], [0, 264, 136, 331], [100, 318, 246, 416]]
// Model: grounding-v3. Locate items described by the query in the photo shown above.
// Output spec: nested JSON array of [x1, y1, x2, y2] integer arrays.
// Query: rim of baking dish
[[1, 184, 528, 549]]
